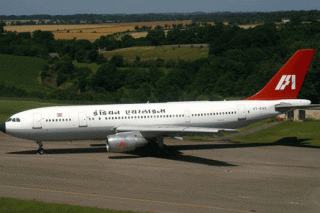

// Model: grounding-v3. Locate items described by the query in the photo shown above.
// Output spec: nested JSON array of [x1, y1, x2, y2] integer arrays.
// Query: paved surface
[[1, 132, 320, 213]]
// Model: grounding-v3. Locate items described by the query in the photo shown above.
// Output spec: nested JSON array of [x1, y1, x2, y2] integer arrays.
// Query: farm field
[[4, 20, 193, 41], [0, 54, 52, 93], [103, 45, 209, 62]]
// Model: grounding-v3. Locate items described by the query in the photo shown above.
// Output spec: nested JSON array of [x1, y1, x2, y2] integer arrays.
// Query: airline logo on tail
[[275, 75, 296, 90], [245, 49, 315, 100]]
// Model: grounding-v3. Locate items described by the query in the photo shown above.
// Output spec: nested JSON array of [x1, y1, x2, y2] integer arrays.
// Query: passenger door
[[79, 112, 87, 127], [33, 114, 42, 129]]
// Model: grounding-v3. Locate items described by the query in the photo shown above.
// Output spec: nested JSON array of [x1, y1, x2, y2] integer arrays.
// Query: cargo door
[[33, 114, 42, 129]]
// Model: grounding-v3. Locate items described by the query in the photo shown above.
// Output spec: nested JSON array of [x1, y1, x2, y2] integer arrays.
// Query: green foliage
[[121, 34, 136, 47], [87, 49, 99, 63], [146, 29, 165, 46], [92, 63, 121, 92], [96, 54, 108, 64], [0, 21, 5, 33], [109, 54, 124, 67]]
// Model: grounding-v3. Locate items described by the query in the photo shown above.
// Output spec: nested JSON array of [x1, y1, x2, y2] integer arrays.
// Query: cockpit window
[[6, 118, 21, 122]]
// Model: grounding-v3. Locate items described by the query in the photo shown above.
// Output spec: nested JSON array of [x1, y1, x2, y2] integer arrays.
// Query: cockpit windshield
[[6, 118, 21, 122]]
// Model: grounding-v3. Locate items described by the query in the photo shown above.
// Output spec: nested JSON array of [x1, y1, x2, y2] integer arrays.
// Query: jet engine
[[106, 132, 148, 153]]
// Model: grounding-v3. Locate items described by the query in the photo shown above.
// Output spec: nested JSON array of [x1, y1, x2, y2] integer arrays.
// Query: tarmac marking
[[0, 185, 252, 213]]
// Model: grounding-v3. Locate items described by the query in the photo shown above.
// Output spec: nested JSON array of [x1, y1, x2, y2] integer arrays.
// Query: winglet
[[245, 49, 316, 100]]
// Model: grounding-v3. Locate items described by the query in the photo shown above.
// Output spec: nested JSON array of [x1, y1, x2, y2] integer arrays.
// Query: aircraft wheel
[[38, 148, 45, 155]]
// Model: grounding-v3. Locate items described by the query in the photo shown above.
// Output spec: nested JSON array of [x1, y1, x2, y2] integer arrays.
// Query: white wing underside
[[116, 125, 237, 138]]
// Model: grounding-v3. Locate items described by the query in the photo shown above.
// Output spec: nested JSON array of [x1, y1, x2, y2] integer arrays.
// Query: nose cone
[[0, 122, 5, 133]]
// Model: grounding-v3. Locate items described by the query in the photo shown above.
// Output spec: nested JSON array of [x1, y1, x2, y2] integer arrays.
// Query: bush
[[109, 54, 124, 67]]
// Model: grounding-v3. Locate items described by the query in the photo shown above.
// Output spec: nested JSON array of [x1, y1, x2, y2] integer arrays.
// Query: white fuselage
[[5, 99, 310, 141]]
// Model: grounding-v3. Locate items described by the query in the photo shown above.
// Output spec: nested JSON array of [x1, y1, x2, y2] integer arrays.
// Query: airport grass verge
[[232, 120, 320, 147], [0, 197, 138, 213]]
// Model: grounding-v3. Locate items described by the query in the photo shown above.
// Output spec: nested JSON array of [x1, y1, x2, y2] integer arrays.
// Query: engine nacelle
[[106, 132, 148, 153]]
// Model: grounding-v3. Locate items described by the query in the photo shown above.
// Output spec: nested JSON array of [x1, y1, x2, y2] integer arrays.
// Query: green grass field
[[0, 99, 66, 122], [103, 46, 209, 62], [73, 61, 101, 74], [232, 120, 320, 147], [0, 197, 137, 213], [0, 54, 52, 93]]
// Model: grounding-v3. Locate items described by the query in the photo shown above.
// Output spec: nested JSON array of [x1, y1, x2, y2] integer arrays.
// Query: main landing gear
[[36, 140, 45, 155]]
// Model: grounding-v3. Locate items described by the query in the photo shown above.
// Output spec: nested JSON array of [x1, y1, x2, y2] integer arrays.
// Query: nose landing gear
[[36, 140, 45, 155]]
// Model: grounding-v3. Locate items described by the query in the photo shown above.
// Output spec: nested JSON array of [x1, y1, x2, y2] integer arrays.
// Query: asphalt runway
[[1, 132, 320, 213]]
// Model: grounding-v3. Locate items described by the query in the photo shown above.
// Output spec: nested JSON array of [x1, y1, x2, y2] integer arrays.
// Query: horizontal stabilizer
[[275, 104, 320, 113]]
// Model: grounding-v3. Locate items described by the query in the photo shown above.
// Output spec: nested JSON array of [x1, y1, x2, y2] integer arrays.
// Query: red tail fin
[[245, 49, 316, 100]]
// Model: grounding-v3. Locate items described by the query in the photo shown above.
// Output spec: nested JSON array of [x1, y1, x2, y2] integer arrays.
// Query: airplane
[[1, 49, 319, 155]]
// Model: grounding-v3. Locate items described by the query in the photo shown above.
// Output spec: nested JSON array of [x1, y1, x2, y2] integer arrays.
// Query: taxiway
[[1, 133, 320, 213]]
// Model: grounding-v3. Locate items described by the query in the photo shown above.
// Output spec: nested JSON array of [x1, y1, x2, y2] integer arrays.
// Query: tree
[[155, 25, 162, 30], [0, 22, 6, 34], [91, 63, 120, 92], [110, 54, 124, 67], [149, 66, 165, 86], [87, 49, 98, 63], [75, 49, 87, 63], [146, 29, 165, 46], [76, 39, 92, 51], [77, 67, 92, 81], [134, 25, 140, 31], [33, 30, 54, 44], [121, 34, 136, 47], [96, 54, 108, 64]]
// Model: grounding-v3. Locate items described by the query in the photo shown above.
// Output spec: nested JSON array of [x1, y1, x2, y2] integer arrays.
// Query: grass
[[0, 197, 138, 213], [238, 117, 278, 131], [73, 61, 172, 75], [0, 54, 52, 94], [232, 120, 320, 147], [103, 46, 209, 62], [73, 61, 101, 74], [0, 100, 66, 123]]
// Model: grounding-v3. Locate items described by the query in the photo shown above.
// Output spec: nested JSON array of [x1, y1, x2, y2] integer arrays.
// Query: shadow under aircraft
[[7, 137, 316, 167]]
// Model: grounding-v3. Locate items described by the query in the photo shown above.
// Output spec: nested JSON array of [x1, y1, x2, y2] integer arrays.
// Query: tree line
[[1, 10, 320, 25], [1, 19, 320, 103]]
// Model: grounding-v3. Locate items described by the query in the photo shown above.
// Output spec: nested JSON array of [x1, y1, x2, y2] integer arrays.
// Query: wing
[[116, 125, 237, 138], [275, 104, 320, 113]]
